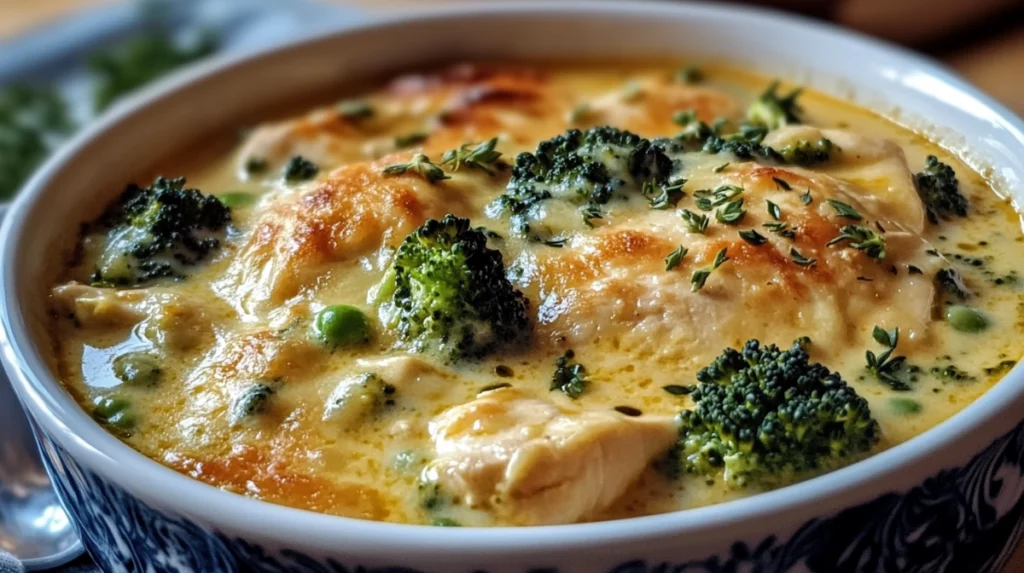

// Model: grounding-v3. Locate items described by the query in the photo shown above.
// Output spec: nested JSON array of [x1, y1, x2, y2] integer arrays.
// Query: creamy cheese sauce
[[49, 62, 1024, 526]]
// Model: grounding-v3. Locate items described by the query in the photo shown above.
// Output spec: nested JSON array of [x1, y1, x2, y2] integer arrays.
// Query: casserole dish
[[2, 3, 1024, 571]]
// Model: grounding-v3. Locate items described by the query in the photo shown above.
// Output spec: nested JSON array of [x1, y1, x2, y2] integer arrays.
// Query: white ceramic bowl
[[3, 3, 1024, 572]]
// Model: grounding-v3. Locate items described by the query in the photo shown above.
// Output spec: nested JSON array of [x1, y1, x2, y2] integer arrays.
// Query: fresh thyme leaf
[[283, 155, 319, 182], [826, 198, 863, 220], [680, 209, 710, 234], [936, 268, 970, 299], [716, 199, 746, 224], [644, 179, 685, 209], [866, 326, 912, 391], [773, 177, 792, 191], [581, 204, 603, 228], [544, 237, 566, 248], [663, 384, 696, 395], [675, 66, 704, 84], [337, 100, 374, 120], [763, 221, 796, 239], [395, 131, 428, 148], [665, 245, 689, 271], [790, 247, 816, 267], [827, 225, 886, 259], [801, 189, 812, 205], [713, 162, 729, 173], [766, 199, 782, 220], [907, 265, 923, 274], [690, 248, 729, 292], [382, 153, 450, 184], [441, 137, 503, 174], [739, 229, 768, 245], [694, 184, 743, 211], [551, 350, 587, 399]]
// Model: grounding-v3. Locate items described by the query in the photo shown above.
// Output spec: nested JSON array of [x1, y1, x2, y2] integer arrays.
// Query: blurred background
[[0, 0, 1021, 203]]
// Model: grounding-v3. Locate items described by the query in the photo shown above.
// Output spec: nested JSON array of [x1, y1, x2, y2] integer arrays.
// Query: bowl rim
[[3, 0, 1024, 555]]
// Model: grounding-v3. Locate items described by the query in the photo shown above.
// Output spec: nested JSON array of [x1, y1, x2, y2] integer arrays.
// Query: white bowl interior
[[3, 1, 1024, 564]]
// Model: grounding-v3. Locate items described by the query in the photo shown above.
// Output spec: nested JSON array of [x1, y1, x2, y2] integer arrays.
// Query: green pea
[[889, 397, 922, 415], [216, 191, 257, 209], [112, 351, 162, 387], [92, 395, 136, 430], [946, 305, 989, 333], [314, 305, 371, 347]]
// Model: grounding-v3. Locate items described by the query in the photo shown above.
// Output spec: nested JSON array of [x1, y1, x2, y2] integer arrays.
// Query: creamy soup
[[49, 62, 1024, 527]]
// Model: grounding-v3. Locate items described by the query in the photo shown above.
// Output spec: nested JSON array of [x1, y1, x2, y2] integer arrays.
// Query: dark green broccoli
[[374, 214, 530, 361], [488, 126, 674, 238], [913, 155, 968, 223], [89, 176, 231, 286], [673, 113, 833, 167], [669, 339, 880, 486], [746, 81, 803, 129]]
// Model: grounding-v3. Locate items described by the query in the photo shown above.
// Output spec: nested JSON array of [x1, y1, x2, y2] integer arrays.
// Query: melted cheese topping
[[49, 62, 1024, 526]]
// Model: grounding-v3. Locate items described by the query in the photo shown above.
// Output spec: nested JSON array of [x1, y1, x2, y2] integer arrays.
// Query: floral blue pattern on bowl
[[37, 418, 1024, 573]]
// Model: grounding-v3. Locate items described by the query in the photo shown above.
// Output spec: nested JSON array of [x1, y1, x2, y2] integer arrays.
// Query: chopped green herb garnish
[[244, 156, 268, 174], [382, 153, 450, 184], [644, 179, 685, 209], [766, 199, 782, 220], [773, 177, 791, 191], [826, 198, 863, 220], [739, 229, 768, 245], [337, 100, 374, 120], [801, 189, 812, 205], [889, 397, 921, 415], [621, 81, 644, 102], [283, 155, 319, 182], [395, 131, 428, 148], [694, 184, 743, 210], [675, 66, 704, 84], [581, 204, 603, 228], [713, 162, 729, 173], [716, 199, 746, 224], [441, 137, 504, 174], [551, 350, 587, 399], [790, 247, 816, 267], [866, 326, 911, 391], [827, 225, 886, 259], [663, 384, 696, 395], [763, 221, 796, 239], [479, 382, 512, 393], [665, 245, 689, 271], [614, 405, 643, 417], [691, 248, 729, 292], [680, 209, 710, 234]]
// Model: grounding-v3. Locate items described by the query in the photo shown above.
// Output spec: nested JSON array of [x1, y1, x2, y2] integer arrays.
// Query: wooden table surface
[[1, 1, 1022, 572]]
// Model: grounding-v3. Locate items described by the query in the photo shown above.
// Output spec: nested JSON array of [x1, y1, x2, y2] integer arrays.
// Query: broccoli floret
[[89, 176, 230, 286], [489, 126, 673, 237], [746, 81, 803, 129], [671, 339, 880, 486], [913, 155, 968, 223], [374, 214, 529, 361]]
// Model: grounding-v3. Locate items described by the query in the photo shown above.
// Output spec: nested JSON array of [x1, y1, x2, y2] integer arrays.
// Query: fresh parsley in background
[[0, 15, 218, 200]]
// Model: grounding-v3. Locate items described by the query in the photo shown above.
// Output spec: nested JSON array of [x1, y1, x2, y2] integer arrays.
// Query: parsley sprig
[[866, 326, 911, 391]]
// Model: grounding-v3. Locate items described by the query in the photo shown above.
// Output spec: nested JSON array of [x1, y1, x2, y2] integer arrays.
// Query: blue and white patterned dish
[[3, 3, 1024, 572]]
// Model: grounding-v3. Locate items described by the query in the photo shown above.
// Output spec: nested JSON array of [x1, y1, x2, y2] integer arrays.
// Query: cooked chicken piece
[[422, 388, 677, 525], [214, 160, 467, 316], [765, 126, 925, 233], [515, 161, 939, 369], [584, 79, 740, 137], [51, 283, 212, 349]]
